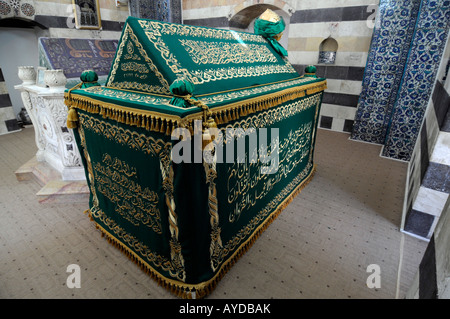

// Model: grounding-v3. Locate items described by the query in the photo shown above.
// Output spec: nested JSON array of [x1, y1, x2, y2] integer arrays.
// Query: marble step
[[15, 157, 89, 203], [15, 156, 60, 186]]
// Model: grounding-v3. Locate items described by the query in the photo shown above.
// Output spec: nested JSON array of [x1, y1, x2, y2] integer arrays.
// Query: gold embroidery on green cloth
[[88, 206, 186, 282], [79, 113, 172, 156], [208, 94, 322, 271], [78, 120, 99, 208], [139, 20, 192, 80], [94, 153, 162, 233], [120, 61, 150, 75], [189, 61, 297, 85], [65, 80, 327, 136], [85, 164, 316, 299], [97, 77, 319, 105], [221, 95, 319, 221], [218, 93, 320, 132], [138, 19, 267, 44], [98, 153, 137, 177], [65, 90, 184, 136], [207, 163, 316, 289], [179, 39, 277, 65], [108, 24, 170, 94], [137, 19, 296, 85], [78, 113, 187, 282], [308, 87, 322, 164], [197, 77, 317, 102], [227, 122, 313, 221], [76, 103, 320, 297], [84, 162, 316, 299], [108, 81, 170, 95], [84, 86, 172, 104], [91, 77, 325, 106], [198, 81, 326, 122]]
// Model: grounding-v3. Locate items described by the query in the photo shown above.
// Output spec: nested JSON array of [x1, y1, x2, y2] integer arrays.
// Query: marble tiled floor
[[0, 127, 427, 299]]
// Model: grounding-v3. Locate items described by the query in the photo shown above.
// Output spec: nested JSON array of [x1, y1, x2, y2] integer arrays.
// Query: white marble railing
[[15, 66, 85, 181]]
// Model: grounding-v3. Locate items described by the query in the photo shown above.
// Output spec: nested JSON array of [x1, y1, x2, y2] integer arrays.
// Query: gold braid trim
[[84, 165, 316, 299], [64, 80, 327, 134]]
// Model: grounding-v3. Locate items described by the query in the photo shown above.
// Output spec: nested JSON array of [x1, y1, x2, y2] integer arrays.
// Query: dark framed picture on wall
[[72, 0, 102, 30]]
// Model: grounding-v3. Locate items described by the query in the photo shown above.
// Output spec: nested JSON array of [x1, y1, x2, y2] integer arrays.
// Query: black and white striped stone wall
[[0, 68, 20, 135]]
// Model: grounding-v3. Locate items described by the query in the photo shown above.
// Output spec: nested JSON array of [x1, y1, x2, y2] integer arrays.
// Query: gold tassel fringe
[[83, 165, 316, 299], [64, 81, 326, 135]]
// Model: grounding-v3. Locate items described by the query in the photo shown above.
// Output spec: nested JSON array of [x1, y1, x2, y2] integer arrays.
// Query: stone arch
[[318, 37, 338, 64], [228, 0, 294, 49]]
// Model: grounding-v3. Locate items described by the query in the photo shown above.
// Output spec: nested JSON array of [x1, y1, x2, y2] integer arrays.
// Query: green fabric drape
[[71, 89, 323, 298], [254, 18, 288, 57], [65, 16, 327, 299], [105, 17, 297, 96]]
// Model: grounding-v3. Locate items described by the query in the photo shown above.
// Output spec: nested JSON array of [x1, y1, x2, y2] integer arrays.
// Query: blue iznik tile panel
[[382, 0, 450, 160], [351, 0, 421, 145], [351, 0, 450, 161], [39, 38, 118, 79], [140, 0, 170, 21], [129, 0, 181, 23], [38, 37, 118, 88]]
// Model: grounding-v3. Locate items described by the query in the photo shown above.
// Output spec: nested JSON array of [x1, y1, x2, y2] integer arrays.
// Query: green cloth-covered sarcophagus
[[65, 14, 326, 298]]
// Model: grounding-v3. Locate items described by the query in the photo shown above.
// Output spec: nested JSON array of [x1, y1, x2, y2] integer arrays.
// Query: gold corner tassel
[[65, 82, 83, 129], [66, 107, 79, 129]]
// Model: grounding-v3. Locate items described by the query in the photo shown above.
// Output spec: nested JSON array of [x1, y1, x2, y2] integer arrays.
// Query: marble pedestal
[[14, 67, 88, 202], [15, 83, 86, 181]]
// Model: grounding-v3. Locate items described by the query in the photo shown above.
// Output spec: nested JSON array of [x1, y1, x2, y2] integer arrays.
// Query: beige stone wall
[[183, 0, 241, 10], [33, 0, 129, 39], [183, 0, 294, 20], [34, 0, 129, 19]]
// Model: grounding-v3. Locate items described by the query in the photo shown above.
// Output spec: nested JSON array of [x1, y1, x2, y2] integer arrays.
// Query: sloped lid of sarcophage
[[106, 16, 300, 96]]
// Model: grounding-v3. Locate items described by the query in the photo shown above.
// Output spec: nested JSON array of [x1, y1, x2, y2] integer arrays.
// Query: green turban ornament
[[169, 77, 197, 108], [80, 70, 100, 88], [66, 70, 100, 129], [304, 65, 317, 78], [254, 9, 288, 57]]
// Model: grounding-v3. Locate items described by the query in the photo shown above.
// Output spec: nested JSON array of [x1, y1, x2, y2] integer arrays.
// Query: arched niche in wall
[[228, 1, 294, 50], [318, 37, 338, 65]]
